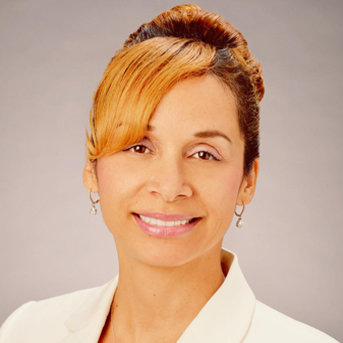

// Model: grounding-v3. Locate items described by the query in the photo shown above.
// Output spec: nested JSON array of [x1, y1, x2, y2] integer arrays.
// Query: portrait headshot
[[0, 1, 342, 342]]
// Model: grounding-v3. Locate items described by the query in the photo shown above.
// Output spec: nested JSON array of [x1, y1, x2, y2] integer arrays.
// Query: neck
[[111, 242, 225, 343]]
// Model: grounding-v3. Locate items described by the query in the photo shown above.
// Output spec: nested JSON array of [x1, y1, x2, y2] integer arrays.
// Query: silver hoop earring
[[234, 201, 245, 228], [89, 190, 100, 215]]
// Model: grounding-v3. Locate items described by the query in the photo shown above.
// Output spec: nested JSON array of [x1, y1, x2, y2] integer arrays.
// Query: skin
[[83, 74, 259, 343]]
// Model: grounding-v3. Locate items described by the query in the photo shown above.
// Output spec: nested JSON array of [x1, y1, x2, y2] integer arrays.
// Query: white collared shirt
[[0, 248, 339, 342]]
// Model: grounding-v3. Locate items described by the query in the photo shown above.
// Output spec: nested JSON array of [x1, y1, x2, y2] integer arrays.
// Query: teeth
[[139, 215, 192, 226]]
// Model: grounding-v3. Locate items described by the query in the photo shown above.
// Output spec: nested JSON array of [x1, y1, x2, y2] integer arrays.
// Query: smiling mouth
[[132, 213, 202, 238], [133, 213, 200, 227]]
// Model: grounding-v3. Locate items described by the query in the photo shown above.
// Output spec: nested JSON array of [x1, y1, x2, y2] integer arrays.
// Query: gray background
[[1, 0, 342, 341]]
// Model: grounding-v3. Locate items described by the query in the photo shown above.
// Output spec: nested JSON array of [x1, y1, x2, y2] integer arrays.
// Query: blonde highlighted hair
[[86, 4, 264, 177]]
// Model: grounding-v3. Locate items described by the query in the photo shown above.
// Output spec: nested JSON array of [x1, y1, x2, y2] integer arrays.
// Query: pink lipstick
[[133, 213, 201, 238]]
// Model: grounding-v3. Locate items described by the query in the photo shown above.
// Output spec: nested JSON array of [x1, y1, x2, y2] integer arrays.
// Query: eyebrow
[[147, 124, 232, 145]]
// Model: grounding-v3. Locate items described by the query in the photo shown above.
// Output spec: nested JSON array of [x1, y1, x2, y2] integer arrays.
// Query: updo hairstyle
[[86, 4, 265, 177]]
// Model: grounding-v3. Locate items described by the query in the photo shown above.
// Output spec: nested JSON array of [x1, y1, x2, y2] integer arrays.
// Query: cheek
[[96, 160, 147, 220], [97, 159, 134, 196], [206, 167, 242, 205], [96, 162, 129, 215], [203, 166, 243, 226]]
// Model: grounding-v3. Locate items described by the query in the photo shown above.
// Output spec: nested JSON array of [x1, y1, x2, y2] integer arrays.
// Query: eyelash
[[123, 144, 221, 161]]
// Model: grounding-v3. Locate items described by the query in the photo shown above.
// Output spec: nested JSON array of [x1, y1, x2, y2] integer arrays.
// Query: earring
[[234, 201, 245, 228], [89, 190, 100, 215]]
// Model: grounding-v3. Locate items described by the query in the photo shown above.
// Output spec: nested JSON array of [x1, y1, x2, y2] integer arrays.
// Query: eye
[[192, 151, 221, 161], [123, 144, 151, 154], [123, 143, 221, 161]]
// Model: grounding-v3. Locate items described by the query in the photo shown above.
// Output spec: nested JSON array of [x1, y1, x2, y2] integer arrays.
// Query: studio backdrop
[[0, 0, 342, 341]]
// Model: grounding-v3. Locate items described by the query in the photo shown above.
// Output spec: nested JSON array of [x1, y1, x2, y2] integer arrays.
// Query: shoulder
[[0, 285, 99, 342], [245, 300, 339, 343]]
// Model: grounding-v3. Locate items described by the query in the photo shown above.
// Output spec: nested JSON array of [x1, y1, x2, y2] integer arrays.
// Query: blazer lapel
[[177, 248, 256, 343], [59, 275, 119, 343]]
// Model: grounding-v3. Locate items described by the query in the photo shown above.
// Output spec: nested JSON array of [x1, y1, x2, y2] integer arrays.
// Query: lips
[[133, 213, 201, 238], [134, 212, 198, 221]]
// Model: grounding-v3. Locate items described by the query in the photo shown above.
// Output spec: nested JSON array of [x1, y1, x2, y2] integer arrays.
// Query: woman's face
[[85, 75, 258, 267]]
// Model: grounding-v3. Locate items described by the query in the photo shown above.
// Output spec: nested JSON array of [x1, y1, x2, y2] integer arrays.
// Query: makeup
[[133, 213, 201, 237]]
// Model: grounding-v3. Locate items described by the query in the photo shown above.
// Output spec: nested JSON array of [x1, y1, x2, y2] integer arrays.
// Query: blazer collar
[[61, 275, 119, 342], [177, 248, 256, 343], [62, 248, 255, 343]]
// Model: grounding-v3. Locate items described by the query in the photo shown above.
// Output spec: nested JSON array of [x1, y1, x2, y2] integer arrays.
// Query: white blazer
[[0, 248, 339, 343]]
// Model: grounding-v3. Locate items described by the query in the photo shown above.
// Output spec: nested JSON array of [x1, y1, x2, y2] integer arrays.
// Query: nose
[[145, 154, 193, 202]]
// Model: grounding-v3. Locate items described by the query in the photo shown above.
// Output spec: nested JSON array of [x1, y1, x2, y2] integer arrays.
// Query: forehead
[[148, 75, 239, 137]]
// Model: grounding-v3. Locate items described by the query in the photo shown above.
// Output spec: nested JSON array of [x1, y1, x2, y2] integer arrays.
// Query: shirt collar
[[63, 248, 255, 343]]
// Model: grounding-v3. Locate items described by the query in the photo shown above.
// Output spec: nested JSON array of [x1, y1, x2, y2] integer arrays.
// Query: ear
[[83, 159, 99, 193], [237, 158, 259, 206]]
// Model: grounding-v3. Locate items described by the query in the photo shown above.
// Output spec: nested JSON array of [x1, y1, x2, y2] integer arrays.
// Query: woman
[[0, 4, 338, 343]]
